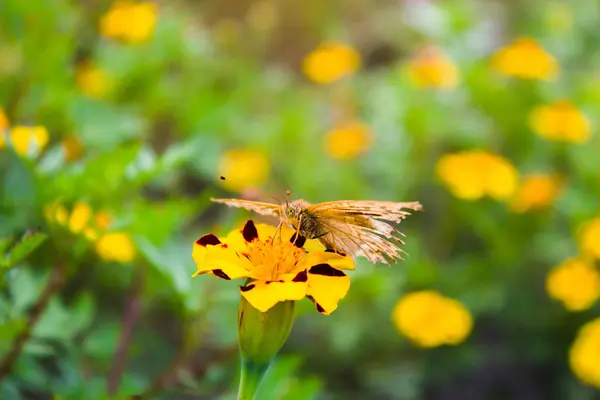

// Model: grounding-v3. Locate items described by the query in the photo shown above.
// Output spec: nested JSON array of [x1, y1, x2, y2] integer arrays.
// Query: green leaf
[[2, 228, 48, 269]]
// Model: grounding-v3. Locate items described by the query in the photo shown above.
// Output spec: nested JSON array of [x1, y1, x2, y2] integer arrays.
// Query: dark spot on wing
[[290, 233, 306, 248], [240, 284, 255, 292], [196, 234, 221, 247], [242, 220, 259, 242], [309, 263, 346, 277], [292, 270, 308, 282], [212, 269, 231, 280]]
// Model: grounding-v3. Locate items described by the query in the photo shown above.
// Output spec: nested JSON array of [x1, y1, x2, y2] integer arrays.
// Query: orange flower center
[[245, 238, 306, 281]]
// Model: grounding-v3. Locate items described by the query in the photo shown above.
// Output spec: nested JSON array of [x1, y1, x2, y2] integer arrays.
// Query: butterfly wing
[[210, 198, 282, 218], [304, 200, 423, 264]]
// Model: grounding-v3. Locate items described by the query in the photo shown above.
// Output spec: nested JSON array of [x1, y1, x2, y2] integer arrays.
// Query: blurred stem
[[107, 268, 145, 396], [0, 263, 66, 380], [237, 360, 269, 400]]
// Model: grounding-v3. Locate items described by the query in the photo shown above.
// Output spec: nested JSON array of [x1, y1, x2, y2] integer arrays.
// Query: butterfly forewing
[[210, 198, 281, 217]]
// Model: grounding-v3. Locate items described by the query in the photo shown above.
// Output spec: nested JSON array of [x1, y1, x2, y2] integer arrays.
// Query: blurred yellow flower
[[4, 126, 49, 157], [76, 62, 113, 99], [45, 201, 113, 241], [546, 258, 600, 311], [62, 136, 84, 162], [99, 1, 158, 44], [510, 174, 563, 213], [302, 42, 360, 84], [218, 149, 270, 192], [96, 232, 137, 263], [323, 121, 373, 160], [491, 37, 559, 80], [193, 220, 354, 314], [406, 46, 459, 89], [580, 218, 600, 260], [570, 317, 600, 388], [392, 290, 473, 348], [529, 100, 591, 144], [0, 107, 8, 131], [436, 150, 519, 201]]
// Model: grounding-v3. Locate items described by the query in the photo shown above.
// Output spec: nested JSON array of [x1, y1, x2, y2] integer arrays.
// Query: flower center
[[245, 238, 306, 281]]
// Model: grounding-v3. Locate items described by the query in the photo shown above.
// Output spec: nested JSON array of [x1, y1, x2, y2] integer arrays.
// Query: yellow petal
[[240, 274, 308, 312], [69, 202, 93, 233], [306, 264, 351, 315], [194, 242, 252, 280], [298, 251, 355, 272]]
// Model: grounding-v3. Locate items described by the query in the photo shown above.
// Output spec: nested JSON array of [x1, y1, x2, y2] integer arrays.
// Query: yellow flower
[[435, 150, 519, 201], [62, 136, 85, 162], [510, 174, 563, 213], [546, 258, 600, 311], [192, 220, 355, 314], [323, 121, 373, 160], [580, 218, 600, 260], [302, 42, 360, 84], [0, 107, 8, 131], [491, 37, 559, 80], [406, 46, 459, 89], [529, 100, 591, 143], [76, 62, 114, 99], [45, 201, 112, 241], [96, 232, 137, 263], [5, 126, 49, 156], [99, 1, 158, 44], [218, 149, 270, 192], [569, 317, 600, 388], [392, 290, 473, 348]]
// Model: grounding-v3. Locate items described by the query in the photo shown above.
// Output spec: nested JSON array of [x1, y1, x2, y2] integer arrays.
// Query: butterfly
[[211, 190, 422, 265]]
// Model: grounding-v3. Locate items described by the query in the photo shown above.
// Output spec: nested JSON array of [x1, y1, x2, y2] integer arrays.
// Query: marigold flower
[[99, 1, 158, 44], [2, 126, 49, 157], [218, 149, 270, 192], [491, 37, 559, 80], [546, 258, 600, 311], [569, 317, 600, 388], [529, 100, 591, 143], [392, 290, 473, 348], [193, 220, 354, 314], [96, 232, 137, 263], [435, 150, 519, 201], [76, 62, 114, 99], [406, 46, 459, 89], [510, 174, 563, 213], [579, 218, 600, 260], [302, 42, 360, 84], [323, 121, 373, 160]]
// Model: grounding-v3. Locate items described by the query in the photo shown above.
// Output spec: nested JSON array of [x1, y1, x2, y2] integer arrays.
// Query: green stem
[[237, 359, 269, 400]]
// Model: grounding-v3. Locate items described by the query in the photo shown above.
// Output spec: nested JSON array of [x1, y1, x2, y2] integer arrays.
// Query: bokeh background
[[1, 0, 600, 399]]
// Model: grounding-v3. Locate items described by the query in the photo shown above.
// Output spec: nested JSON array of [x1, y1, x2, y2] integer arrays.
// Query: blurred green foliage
[[1, 0, 600, 399]]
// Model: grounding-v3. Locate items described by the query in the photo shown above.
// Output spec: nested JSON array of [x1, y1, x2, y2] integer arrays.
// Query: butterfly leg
[[291, 214, 302, 246], [272, 221, 283, 245]]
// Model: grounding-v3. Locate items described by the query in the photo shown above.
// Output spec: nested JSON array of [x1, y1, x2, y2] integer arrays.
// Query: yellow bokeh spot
[[99, 1, 158, 44], [580, 218, 600, 260], [218, 149, 270, 192], [406, 46, 459, 89], [392, 290, 473, 348], [323, 121, 373, 160], [302, 41, 360, 84], [546, 258, 600, 311], [436, 150, 519, 201], [510, 174, 563, 213], [491, 37, 559, 80], [96, 232, 137, 263], [569, 317, 600, 388], [7, 126, 49, 156], [529, 100, 591, 144], [0, 107, 9, 134], [76, 62, 114, 99]]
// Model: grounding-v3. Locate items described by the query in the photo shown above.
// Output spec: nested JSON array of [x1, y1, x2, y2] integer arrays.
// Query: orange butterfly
[[211, 190, 422, 265]]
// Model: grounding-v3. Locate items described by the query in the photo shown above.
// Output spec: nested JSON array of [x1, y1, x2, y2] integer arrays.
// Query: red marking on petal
[[196, 234, 221, 247], [309, 263, 346, 277], [292, 270, 308, 282], [242, 220, 259, 242], [213, 269, 231, 280], [240, 284, 255, 292]]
